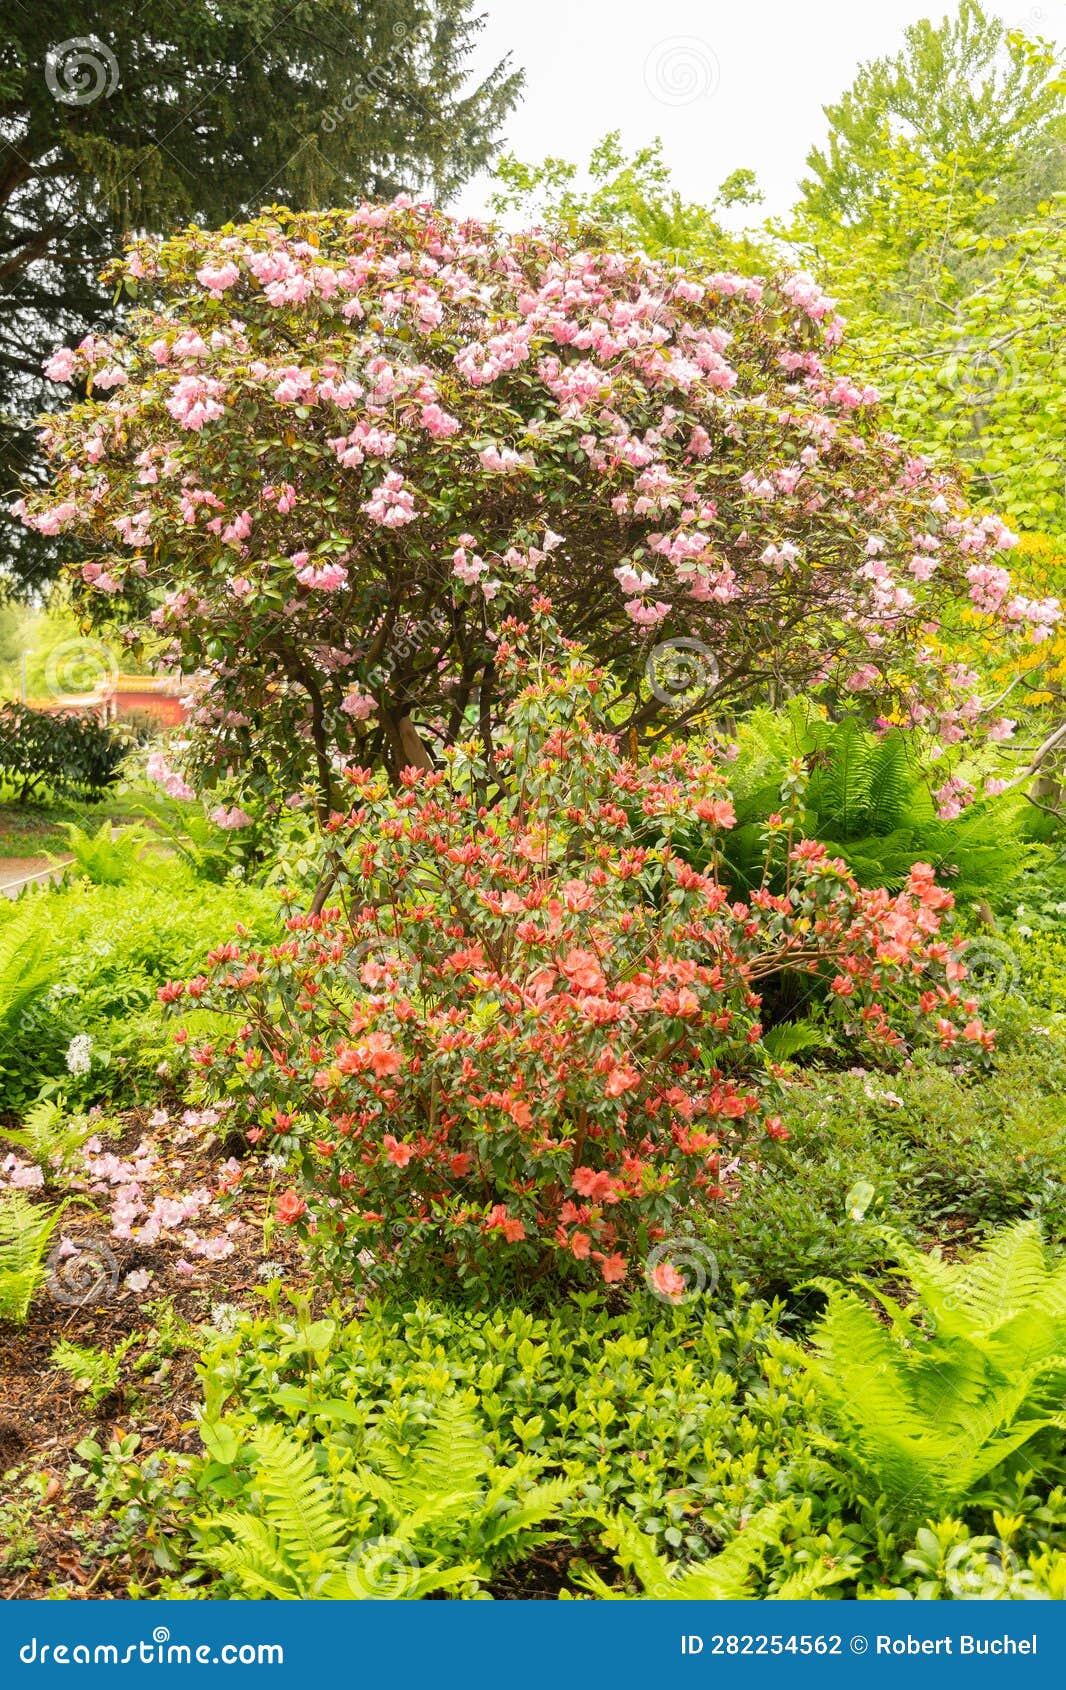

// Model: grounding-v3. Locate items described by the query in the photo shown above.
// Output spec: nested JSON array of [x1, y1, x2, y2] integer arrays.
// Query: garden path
[[0, 857, 71, 897]]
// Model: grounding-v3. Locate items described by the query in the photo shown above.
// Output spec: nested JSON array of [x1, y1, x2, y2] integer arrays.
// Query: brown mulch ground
[[0, 1111, 310, 1599], [0, 1112, 619, 1601]]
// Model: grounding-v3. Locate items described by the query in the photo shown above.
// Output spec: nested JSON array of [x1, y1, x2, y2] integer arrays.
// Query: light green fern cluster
[[0, 1191, 68, 1323], [800, 1221, 1066, 1521], [190, 1396, 573, 1599], [52, 1335, 136, 1408], [2, 1099, 98, 1187]]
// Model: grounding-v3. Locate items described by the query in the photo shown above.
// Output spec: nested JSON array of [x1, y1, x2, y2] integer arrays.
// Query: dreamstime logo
[[364, 612, 442, 692], [645, 636, 720, 708], [321, 24, 427, 132], [944, 1537, 1024, 1600], [644, 1235, 719, 1305], [44, 637, 119, 700], [643, 37, 721, 107], [46, 1239, 119, 1307], [957, 937, 1021, 999], [356, 1222, 414, 1292], [343, 934, 417, 988], [45, 38, 119, 106], [345, 1535, 421, 1598]]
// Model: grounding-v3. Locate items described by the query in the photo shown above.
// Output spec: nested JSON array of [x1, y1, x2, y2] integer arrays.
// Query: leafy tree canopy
[[14, 201, 1054, 812], [799, 0, 1065, 234], [491, 132, 768, 272]]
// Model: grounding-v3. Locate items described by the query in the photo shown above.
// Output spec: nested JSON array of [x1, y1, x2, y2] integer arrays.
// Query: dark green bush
[[0, 703, 126, 801], [700, 1024, 1066, 1305]]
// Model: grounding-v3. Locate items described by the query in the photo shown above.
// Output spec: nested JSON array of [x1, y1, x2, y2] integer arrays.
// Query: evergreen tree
[[0, 0, 521, 588]]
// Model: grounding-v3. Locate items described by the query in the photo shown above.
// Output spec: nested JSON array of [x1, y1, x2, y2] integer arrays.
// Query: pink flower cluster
[[14, 197, 1059, 804], [146, 750, 196, 802], [0, 1111, 252, 1270]]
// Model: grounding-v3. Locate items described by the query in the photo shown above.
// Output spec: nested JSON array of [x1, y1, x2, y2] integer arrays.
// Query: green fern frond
[[0, 905, 64, 1051], [251, 1427, 348, 1566], [0, 1191, 68, 1323], [577, 1506, 785, 1599], [190, 1399, 574, 1599], [773, 1559, 854, 1599], [51, 1335, 133, 1407], [799, 1224, 1066, 1520], [2, 1100, 97, 1183], [59, 821, 152, 887], [864, 730, 920, 835], [476, 1477, 575, 1562], [194, 1515, 299, 1600], [761, 1020, 830, 1062]]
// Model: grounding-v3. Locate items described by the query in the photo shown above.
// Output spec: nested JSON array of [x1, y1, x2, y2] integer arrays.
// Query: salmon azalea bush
[[165, 616, 992, 1295], [15, 198, 1057, 808]]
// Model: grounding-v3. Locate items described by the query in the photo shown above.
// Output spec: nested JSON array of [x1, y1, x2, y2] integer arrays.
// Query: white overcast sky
[[455, 0, 1066, 221]]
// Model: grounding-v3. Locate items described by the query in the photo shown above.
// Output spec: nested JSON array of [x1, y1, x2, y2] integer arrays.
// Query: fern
[[716, 708, 1036, 903], [191, 1398, 573, 1598], [798, 1222, 1066, 1522], [0, 1191, 68, 1323], [353, 1396, 573, 1575], [761, 1020, 831, 1062], [0, 904, 64, 1054], [2, 1099, 97, 1186], [872, 1220, 1066, 1378], [573, 1505, 847, 1599], [134, 793, 236, 883], [58, 821, 153, 887], [51, 1335, 135, 1407]]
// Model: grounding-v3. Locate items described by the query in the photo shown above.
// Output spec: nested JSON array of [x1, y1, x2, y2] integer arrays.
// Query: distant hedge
[[0, 703, 126, 800]]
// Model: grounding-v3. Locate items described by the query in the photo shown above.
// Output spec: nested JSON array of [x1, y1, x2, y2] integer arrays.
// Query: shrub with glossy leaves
[[167, 616, 991, 1295], [16, 199, 1056, 807], [0, 703, 125, 801]]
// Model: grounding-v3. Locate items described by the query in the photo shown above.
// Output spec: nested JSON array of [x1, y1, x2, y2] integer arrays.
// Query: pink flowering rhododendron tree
[[164, 615, 990, 1296], [15, 199, 1056, 813]]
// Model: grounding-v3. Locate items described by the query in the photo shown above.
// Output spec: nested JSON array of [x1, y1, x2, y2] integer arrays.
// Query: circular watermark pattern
[[46, 1239, 119, 1307], [343, 935, 418, 989], [644, 1235, 719, 1305], [345, 1535, 421, 1599], [960, 346, 1020, 402], [645, 636, 720, 709], [643, 36, 721, 106], [944, 1538, 1023, 1600], [43, 637, 119, 700], [956, 937, 1021, 999], [946, 341, 1024, 443], [45, 38, 119, 106]]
